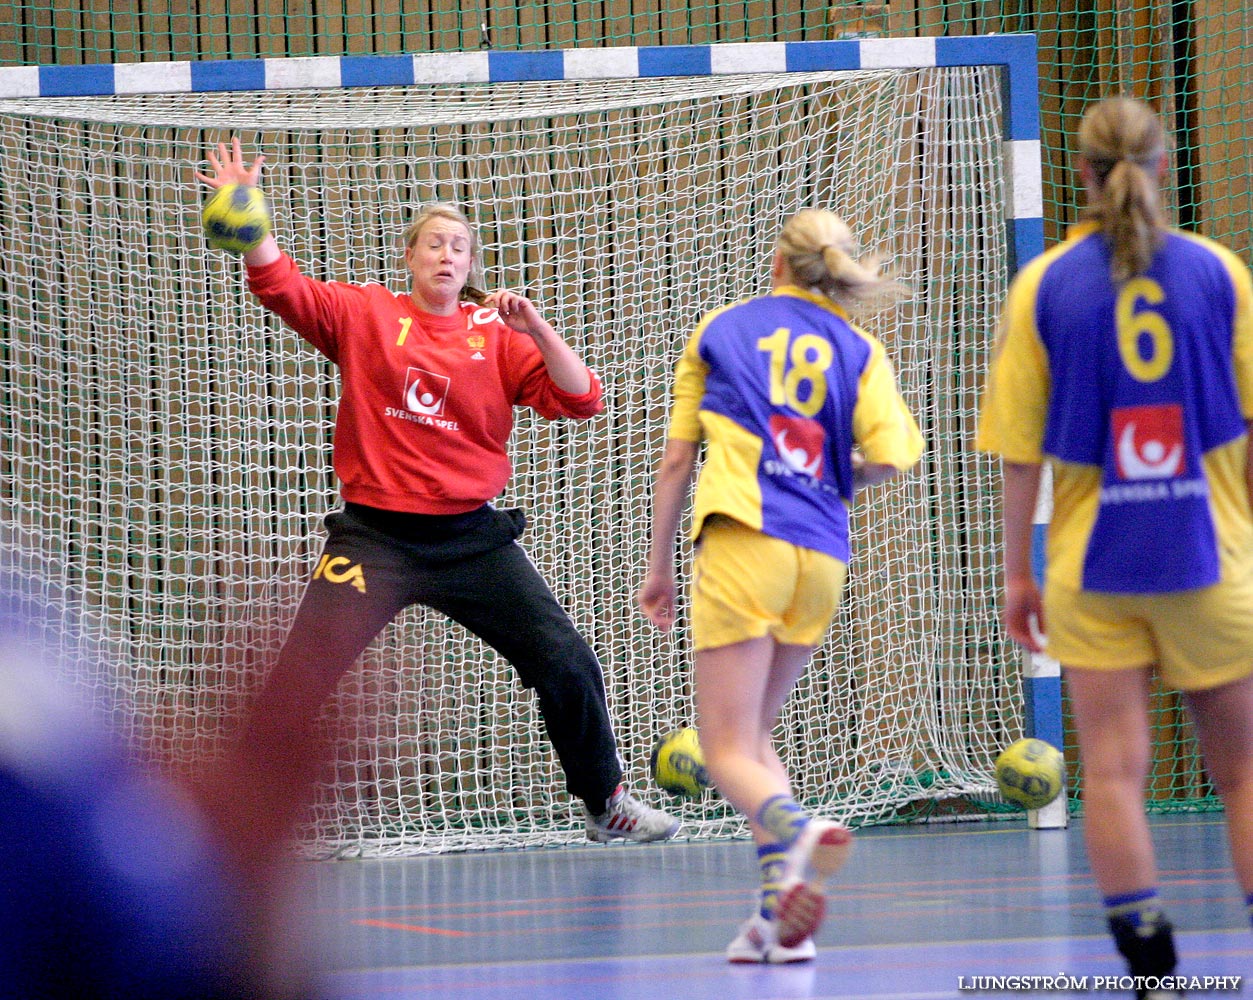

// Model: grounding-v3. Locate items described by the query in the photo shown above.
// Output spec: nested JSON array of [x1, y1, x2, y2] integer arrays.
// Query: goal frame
[[0, 34, 1061, 834]]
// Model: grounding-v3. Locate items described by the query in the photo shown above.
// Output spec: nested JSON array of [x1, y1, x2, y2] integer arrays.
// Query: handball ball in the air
[[995, 738, 1065, 810], [201, 183, 271, 254], [650, 726, 712, 799]]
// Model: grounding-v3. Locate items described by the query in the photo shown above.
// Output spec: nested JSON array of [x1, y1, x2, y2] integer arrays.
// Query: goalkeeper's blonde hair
[[403, 203, 489, 304], [777, 208, 904, 310]]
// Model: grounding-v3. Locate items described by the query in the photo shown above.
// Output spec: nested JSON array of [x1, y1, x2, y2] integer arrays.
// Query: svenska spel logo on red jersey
[[768, 414, 825, 478], [404, 367, 451, 416], [1112, 403, 1184, 480]]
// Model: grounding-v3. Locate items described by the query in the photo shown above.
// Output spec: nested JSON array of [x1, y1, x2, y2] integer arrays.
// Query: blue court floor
[[303, 815, 1250, 1000]]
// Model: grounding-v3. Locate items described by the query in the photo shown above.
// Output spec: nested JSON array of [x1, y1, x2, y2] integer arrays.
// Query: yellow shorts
[[691, 516, 848, 651], [1044, 566, 1253, 691]]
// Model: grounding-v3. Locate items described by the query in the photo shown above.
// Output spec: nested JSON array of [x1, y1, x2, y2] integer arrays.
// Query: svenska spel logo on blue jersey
[[768, 414, 825, 478], [1112, 403, 1183, 480]]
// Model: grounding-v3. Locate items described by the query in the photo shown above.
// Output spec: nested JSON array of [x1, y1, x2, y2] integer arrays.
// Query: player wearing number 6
[[977, 97, 1253, 998], [639, 208, 923, 962]]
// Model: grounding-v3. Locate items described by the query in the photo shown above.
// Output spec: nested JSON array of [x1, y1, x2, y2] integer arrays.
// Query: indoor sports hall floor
[[302, 814, 1250, 1000]]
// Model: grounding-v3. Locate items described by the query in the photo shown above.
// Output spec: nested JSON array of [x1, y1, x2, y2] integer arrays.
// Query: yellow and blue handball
[[995, 737, 1065, 811], [201, 183, 271, 254], [649, 726, 712, 799]]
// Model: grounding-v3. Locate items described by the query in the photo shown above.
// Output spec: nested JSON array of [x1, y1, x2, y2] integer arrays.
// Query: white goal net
[[0, 56, 1024, 856]]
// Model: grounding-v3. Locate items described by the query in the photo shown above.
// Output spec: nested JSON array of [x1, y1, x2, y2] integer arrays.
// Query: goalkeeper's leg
[[419, 538, 677, 841]]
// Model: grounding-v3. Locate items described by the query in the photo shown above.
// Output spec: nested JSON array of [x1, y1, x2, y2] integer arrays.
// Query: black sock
[[1108, 912, 1177, 990]]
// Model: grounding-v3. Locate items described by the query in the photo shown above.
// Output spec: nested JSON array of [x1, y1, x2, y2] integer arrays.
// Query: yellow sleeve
[[1213, 243, 1253, 418], [976, 259, 1052, 462], [667, 326, 709, 443], [851, 334, 924, 469]]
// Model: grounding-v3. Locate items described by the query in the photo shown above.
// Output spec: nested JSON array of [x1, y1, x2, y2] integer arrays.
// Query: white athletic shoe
[[584, 785, 680, 843], [726, 912, 817, 964], [775, 819, 853, 948]]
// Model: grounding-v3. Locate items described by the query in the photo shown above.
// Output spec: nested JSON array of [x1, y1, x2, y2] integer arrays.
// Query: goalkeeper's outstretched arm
[[194, 136, 281, 267]]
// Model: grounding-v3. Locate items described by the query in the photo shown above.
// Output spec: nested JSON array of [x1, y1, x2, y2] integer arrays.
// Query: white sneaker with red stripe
[[584, 785, 680, 843], [775, 819, 853, 948]]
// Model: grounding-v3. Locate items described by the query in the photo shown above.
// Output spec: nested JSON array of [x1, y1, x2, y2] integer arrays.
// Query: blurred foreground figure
[[0, 595, 319, 1000]]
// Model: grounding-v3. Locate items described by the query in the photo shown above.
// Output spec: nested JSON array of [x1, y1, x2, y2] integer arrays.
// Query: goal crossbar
[[0, 37, 1043, 258]]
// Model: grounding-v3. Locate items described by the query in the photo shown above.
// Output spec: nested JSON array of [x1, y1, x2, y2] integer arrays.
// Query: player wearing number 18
[[639, 208, 923, 962], [977, 97, 1253, 999]]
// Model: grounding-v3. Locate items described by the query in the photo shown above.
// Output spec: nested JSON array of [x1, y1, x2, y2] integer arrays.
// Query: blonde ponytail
[[777, 208, 904, 311], [1078, 97, 1166, 283]]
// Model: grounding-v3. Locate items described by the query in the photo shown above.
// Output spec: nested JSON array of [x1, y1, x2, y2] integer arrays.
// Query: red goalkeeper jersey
[[248, 253, 604, 514]]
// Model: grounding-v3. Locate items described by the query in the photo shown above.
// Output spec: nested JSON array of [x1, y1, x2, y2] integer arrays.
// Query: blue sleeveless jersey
[[980, 224, 1253, 593], [669, 286, 923, 562]]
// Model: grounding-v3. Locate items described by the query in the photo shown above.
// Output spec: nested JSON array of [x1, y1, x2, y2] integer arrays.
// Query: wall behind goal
[[1, 2, 1248, 237]]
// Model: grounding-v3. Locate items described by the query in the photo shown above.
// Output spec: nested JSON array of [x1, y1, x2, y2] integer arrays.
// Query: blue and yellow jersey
[[669, 285, 923, 562], [977, 222, 1253, 593]]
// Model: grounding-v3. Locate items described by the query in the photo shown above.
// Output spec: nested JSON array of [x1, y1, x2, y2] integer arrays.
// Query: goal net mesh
[[0, 63, 1021, 856]]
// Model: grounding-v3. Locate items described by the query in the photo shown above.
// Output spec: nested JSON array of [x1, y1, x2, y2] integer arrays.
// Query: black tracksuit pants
[[242, 502, 623, 811]]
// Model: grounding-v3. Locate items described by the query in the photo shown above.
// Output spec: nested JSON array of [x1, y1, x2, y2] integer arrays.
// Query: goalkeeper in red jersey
[[978, 97, 1253, 998], [193, 139, 678, 868], [639, 208, 923, 962]]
